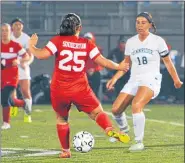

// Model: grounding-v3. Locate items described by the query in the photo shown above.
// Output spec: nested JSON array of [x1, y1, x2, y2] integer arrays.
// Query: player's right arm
[[29, 33, 52, 59], [106, 56, 131, 90], [94, 54, 129, 72]]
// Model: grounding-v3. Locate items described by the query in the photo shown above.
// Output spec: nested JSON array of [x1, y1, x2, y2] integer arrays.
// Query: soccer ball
[[73, 131, 95, 153]]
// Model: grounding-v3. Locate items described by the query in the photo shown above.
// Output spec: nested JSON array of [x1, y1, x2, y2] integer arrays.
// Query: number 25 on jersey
[[59, 50, 86, 72]]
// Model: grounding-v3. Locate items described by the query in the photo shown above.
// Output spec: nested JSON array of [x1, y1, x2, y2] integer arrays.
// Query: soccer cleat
[[129, 142, 144, 152], [59, 151, 71, 158], [107, 130, 130, 143], [109, 126, 130, 143], [10, 106, 18, 117], [1, 122, 11, 130], [24, 114, 32, 123]]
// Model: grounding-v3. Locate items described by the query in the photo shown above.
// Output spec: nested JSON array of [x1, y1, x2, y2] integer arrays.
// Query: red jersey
[[1, 40, 26, 88], [85, 46, 103, 72], [45, 35, 101, 95]]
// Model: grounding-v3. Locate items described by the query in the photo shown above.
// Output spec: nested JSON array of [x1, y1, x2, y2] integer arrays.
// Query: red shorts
[[1, 68, 18, 88], [50, 88, 100, 117]]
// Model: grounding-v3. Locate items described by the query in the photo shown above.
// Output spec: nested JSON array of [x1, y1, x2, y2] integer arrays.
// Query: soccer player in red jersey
[[1, 23, 30, 129], [29, 13, 130, 158]]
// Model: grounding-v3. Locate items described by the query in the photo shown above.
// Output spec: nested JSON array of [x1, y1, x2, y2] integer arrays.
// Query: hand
[[174, 80, 183, 89], [118, 62, 129, 72], [106, 78, 117, 91], [29, 33, 38, 47], [12, 59, 20, 66]]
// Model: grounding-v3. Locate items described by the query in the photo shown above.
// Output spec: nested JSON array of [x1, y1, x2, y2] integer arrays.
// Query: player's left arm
[[158, 36, 183, 89], [29, 33, 51, 60], [162, 55, 183, 89]]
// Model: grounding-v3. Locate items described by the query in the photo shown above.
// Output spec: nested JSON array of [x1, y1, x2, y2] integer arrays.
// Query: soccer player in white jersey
[[106, 12, 183, 151], [10, 18, 33, 122]]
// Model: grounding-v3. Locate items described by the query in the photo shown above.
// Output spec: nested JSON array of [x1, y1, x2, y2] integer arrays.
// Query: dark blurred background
[[1, 1, 184, 104]]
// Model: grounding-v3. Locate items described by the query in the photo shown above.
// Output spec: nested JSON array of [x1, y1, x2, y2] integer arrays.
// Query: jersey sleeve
[[124, 40, 132, 56], [17, 43, 26, 57], [88, 40, 101, 60], [158, 37, 169, 57], [45, 36, 58, 55]]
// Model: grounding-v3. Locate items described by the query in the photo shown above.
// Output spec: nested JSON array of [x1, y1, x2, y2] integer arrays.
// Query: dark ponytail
[[59, 13, 81, 36], [151, 22, 157, 34]]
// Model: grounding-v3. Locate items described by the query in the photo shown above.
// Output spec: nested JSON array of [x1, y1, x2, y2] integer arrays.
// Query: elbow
[[35, 55, 42, 59], [36, 55, 49, 60], [36, 56, 44, 60]]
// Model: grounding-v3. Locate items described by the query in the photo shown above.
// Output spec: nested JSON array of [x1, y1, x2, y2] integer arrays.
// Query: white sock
[[112, 112, 129, 132], [24, 98, 32, 113], [132, 112, 145, 143]]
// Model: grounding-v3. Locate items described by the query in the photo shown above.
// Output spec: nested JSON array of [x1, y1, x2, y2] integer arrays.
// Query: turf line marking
[[1, 148, 61, 157], [105, 111, 184, 127], [34, 109, 43, 112]]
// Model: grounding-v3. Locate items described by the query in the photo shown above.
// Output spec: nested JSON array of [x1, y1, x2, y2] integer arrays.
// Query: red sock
[[13, 98, 25, 107], [95, 112, 113, 131], [57, 124, 70, 150], [3, 107, 10, 123]]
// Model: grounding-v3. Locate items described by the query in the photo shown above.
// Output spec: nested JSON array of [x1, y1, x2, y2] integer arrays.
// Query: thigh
[[112, 92, 134, 114], [132, 86, 153, 112], [19, 79, 31, 91], [50, 90, 72, 117], [19, 79, 31, 98], [139, 74, 162, 99], [72, 89, 100, 114]]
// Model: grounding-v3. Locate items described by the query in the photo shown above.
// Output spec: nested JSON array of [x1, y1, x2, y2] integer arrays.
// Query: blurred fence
[[2, 1, 184, 59], [1, 1, 184, 104]]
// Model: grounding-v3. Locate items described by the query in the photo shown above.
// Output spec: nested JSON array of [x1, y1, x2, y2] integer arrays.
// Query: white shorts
[[18, 65, 31, 80], [120, 74, 162, 99]]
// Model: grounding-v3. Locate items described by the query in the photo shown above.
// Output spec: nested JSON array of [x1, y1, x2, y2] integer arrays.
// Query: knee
[[131, 101, 142, 113], [89, 109, 102, 120], [112, 103, 124, 116], [56, 113, 68, 124]]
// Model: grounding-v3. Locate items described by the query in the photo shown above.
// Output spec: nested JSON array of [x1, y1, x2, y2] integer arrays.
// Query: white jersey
[[11, 32, 32, 80], [11, 32, 30, 50], [125, 32, 169, 79]]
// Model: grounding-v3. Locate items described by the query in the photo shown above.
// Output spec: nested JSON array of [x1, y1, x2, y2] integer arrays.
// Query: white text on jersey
[[63, 41, 86, 49]]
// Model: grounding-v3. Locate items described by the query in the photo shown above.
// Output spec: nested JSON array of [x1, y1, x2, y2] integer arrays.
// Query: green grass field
[[1, 104, 184, 163]]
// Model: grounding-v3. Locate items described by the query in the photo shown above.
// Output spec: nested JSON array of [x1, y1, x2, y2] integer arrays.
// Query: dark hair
[[136, 12, 157, 33], [59, 13, 81, 36], [11, 17, 24, 26]]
